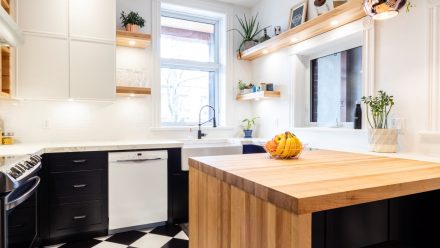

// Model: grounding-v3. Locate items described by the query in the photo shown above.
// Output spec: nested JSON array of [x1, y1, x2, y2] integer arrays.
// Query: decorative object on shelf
[[229, 14, 268, 53], [120, 11, 145, 32], [242, 117, 259, 138], [274, 26, 281, 36], [266, 83, 274, 91], [264, 131, 303, 159], [259, 83, 267, 91], [313, 0, 332, 16], [362, 90, 397, 153], [1, 132, 14, 145], [259, 28, 271, 43], [238, 81, 254, 94], [363, 0, 413, 20], [289, 1, 308, 29]]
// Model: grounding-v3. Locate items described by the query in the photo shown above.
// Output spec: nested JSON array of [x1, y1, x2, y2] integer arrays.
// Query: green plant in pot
[[120, 11, 145, 32], [361, 90, 397, 153], [229, 14, 268, 55], [242, 117, 259, 138]]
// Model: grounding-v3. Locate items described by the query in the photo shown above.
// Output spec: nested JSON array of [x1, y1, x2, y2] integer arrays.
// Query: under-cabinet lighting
[[129, 93, 135, 97], [68, 98, 74, 102], [262, 49, 269, 54], [291, 37, 298, 43], [330, 20, 339, 26], [129, 40, 136, 46]]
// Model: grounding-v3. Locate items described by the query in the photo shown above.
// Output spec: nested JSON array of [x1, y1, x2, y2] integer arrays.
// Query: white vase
[[242, 41, 258, 51], [368, 128, 398, 153]]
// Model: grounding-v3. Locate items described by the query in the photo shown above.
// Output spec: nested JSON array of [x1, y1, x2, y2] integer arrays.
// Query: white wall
[[250, 0, 439, 156], [0, 0, 253, 143]]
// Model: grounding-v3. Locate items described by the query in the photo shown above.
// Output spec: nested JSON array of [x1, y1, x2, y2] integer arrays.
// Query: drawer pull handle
[[72, 159, 88, 164], [73, 184, 87, 188], [73, 215, 87, 220]]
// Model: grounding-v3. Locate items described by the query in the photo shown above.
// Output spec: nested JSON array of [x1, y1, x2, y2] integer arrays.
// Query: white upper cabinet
[[17, 0, 68, 35], [69, 0, 116, 41], [16, 0, 116, 100], [70, 40, 115, 100], [17, 35, 69, 99]]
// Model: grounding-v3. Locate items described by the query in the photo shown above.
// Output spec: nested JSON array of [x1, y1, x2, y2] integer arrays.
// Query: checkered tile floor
[[45, 225, 188, 248]]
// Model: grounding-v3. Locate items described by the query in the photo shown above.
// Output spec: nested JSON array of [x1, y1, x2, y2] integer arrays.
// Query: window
[[160, 11, 220, 126], [310, 46, 362, 125]]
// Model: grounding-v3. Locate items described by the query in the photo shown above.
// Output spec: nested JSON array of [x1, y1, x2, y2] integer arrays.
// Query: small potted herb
[[120, 11, 145, 32], [242, 117, 259, 138], [238, 80, 247, 94], [361, 90, 397, 153], [229, 14, 268, 54]]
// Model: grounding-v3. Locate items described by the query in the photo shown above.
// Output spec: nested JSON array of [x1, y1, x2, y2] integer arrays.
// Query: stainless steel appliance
[[0, 154, 42, 248]]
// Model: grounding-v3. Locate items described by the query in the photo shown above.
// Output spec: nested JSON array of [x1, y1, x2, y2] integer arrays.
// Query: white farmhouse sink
[[181, 139, 243, 171]]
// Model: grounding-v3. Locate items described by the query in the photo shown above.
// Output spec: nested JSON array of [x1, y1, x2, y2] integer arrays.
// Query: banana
[[280, 135, 292, 158], [274, 133, 286, 156]]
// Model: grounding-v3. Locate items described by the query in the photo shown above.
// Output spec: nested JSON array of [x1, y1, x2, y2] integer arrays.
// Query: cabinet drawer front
[[50, 171, 105, 203], [45, 152, 107, 172], [51, 201, 104, 231]]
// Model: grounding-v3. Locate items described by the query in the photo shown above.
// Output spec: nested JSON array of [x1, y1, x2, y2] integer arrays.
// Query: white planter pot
[[242, 41, 258, 51], [368, 129, 398, 153]]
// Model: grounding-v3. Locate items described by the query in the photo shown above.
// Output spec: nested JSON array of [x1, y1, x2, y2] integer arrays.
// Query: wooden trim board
[[116, 86, 151, 95], [236, 91, 280, 101]]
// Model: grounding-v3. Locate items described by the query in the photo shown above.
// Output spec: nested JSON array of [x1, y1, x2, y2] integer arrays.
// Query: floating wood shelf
[[236, 91, 281, 101], [116, 86, 151, 95], [239, 0, 366, 61], [116, 30, 151, 49], [1, 0, 10, 11]]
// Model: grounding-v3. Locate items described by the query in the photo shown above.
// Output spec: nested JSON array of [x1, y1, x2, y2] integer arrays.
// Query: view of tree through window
[[160, 12, 219, 125]]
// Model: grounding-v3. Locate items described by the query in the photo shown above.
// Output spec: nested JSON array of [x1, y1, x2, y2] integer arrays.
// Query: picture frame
[[289, 1, 307, 29]]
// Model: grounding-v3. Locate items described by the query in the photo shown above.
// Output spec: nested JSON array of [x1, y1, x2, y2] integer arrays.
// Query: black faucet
[[198, 105, 217, 139]]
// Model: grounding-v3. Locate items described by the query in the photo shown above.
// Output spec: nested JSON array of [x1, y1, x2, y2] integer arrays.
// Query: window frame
[[160, 10, 221, 126], [305, 40, 363, 128]]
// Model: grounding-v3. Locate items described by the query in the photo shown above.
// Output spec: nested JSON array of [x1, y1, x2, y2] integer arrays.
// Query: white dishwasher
[[108, 150, 168, 233]]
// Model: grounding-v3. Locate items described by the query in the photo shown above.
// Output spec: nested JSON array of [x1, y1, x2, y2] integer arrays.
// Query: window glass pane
[[311, 46, 362, 123], [161, 16, 216, 62], [161, 68, 215, 125]]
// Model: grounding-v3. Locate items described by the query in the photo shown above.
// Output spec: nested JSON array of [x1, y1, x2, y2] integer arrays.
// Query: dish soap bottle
[[354, 102, 362, 129]]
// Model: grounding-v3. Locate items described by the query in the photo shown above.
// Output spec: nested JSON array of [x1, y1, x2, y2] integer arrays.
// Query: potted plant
[[238, 80, 247, 94], [242, 117, 259, 138], [361, 90, 397, 153], [229, 14, 268, 54], [120, 11, 145, 32]]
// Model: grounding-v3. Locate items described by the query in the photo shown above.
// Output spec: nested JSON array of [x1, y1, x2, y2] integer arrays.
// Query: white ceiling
[[209, 0, 260, 7]]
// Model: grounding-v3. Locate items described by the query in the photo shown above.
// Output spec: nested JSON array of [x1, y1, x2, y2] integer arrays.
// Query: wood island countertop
[[189, 149, 440, 215]]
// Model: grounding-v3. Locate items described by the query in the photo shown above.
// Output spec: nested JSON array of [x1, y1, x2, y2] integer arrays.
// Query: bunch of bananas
[[264, 131, 303, 159]]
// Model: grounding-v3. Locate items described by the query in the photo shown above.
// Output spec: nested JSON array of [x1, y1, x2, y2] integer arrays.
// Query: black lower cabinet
[[39, 152, 108, 245], [167, 148, 187, 224], [8, 194, 37, 248]]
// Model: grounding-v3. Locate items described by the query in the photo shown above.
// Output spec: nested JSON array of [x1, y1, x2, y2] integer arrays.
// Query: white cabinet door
[[17, 35, 69, 99], [70, 40, 115, 100], [17, 0, 68, 35], [69, 0, 116, 41]]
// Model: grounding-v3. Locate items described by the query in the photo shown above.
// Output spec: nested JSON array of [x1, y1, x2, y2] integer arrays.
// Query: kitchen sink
[[181, 139, 243, 171]]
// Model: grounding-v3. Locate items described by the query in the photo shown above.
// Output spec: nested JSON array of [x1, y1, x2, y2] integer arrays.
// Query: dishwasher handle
[[115, 158, 164, 163]]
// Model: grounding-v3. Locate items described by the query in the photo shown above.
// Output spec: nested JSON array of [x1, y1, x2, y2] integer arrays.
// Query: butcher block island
[[189, 149, 440, 248]]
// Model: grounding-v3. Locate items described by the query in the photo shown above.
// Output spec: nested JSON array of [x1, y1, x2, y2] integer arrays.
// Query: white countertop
[[0, 140, 185, 156]]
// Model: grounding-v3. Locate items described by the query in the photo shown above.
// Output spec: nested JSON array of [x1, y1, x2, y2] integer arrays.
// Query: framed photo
[[289, 1, 307, 29]]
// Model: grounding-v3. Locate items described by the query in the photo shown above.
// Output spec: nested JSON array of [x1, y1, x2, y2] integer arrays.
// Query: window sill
[[150, 126, 235, 132]]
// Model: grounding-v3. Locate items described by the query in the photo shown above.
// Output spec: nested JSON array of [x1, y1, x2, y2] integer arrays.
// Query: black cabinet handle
[[72, 184, 87, 188], [72, 159, 88, 164], [73, 215, 87, 220]]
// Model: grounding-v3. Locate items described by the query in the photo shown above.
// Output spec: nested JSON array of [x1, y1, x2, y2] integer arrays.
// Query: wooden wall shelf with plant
[[236, 91, 280, 101], [116, 30, 151, 48], [239, 0, 365, 61]]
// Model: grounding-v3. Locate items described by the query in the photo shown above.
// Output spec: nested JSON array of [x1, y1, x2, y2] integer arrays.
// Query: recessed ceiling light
[[129, 40, 136, 46], [330, 20, 339, 26]]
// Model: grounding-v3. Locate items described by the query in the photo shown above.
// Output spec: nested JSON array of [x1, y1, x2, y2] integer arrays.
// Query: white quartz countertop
[[0, 140, 185, 156]]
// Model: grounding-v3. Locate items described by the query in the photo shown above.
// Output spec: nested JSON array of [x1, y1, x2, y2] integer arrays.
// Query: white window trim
[[150, 0, 234, 129], [288, 17, 375, 130], [427, 0, 440, 132]]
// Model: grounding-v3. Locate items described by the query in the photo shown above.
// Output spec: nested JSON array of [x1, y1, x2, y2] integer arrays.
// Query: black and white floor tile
[[45, 225, 189, 248]]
